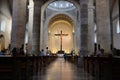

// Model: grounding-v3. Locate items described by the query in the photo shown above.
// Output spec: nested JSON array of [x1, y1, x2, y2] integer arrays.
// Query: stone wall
[[0, 0, 12, 49]]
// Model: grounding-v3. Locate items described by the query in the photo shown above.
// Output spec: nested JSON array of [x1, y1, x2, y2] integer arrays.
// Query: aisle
[[33, 57, 94, 80]]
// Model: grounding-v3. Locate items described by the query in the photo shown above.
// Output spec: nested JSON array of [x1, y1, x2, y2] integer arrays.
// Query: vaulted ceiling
[[1, 0, 118, 18], [49, 14, 73, 27], [7, 0, 117, 13]]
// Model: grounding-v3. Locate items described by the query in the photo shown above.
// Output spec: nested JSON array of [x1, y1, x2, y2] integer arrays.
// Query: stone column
[[11, 0, 27, 49], [40, 18, 44, 50], [43, 23, 48, 49], [96, 0, 111, 54], [32, 0, 44, 55], [27, 0, 34, 53], [45, 27, 49, 49], [72, 32, 75, 49], [76, 18, 80, 53], [88, 0, 95, 55], [79, 0, 89, 56]]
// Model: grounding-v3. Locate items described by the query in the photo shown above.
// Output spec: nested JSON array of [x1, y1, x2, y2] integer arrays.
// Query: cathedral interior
[[0, 0, 119, 80]]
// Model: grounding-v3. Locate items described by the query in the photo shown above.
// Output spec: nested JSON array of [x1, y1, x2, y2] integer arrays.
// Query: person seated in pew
[[46, 49, 51, 56], [11, 47, 20, 56], [20, 44, 25, 56], [112, 48, 120, 56], [40, 49, 45, 56], [0, 49, 5, 56], [0, 49, 12, 57], [5, 49, 10, 55], [45, 47, 50, 56], [71, 49, 75, 56]]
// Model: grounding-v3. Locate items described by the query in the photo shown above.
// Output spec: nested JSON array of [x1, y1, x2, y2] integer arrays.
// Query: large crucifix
[[55, 30, 68, 52]]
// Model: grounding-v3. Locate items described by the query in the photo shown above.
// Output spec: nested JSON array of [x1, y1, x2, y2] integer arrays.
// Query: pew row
[[0, 56, 57, 80], [83, 57, 120, 80]]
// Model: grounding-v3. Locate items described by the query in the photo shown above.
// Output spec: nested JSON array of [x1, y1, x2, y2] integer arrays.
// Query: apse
[[49, 20, 73, 54], [43, 0, 77, 54]]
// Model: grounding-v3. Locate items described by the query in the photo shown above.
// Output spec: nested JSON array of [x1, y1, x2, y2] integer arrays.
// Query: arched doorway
[[0, 34, 5, 51]]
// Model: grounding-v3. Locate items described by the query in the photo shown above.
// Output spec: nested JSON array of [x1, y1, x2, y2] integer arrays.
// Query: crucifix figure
[[55, 30, 68, 51]]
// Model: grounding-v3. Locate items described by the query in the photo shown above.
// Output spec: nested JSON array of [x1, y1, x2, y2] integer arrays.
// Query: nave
[[1, 56, 120, 80], [33, 57, 94, 80]]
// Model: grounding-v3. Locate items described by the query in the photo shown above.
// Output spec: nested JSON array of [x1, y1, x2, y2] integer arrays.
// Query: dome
[[48, 1, 76, 11]]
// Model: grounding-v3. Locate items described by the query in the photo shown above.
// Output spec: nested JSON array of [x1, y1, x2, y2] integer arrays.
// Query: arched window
[[94, 24, 97, 43], [117, 20, 120, 33], [0, 21, 6, 32]]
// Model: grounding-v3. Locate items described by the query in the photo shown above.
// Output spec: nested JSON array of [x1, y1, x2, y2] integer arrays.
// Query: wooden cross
[[55, 30, 68, 51]]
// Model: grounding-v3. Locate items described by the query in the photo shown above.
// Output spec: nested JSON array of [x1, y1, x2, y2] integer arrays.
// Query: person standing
[[63, 53, 67, 62]]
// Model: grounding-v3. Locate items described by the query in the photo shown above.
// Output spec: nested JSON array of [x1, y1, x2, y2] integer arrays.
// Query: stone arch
[[41, 0, 80, 32], [48, 14, 74, 53], [47, 13, 74, 31], [41, 0, 80, 26], [44, 12, 77, 31], [40, 12, 80, 54], [40, 0, 81, 51]]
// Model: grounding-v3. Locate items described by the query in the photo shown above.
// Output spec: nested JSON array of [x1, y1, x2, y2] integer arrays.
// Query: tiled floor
[[33, 57, 94, 80]]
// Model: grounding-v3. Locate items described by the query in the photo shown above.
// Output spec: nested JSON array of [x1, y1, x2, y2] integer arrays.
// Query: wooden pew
[[66, 56, 79, 65], [0, 57, 14, 80], [0, 56, 35, 80], [112, 57, 120, 80], [0, 56, 58, 80], [83, 56, 120, 80]]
